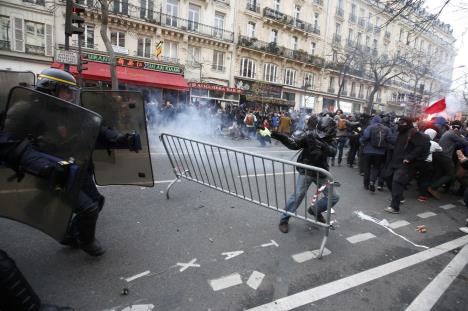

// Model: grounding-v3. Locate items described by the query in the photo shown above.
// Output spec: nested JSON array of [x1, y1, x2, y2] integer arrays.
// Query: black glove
[[39, 162, 70, 191]]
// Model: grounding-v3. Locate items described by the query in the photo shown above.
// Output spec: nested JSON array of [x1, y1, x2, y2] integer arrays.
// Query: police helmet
[[36, 68, 78, 98], [316, 115, 337, 139]]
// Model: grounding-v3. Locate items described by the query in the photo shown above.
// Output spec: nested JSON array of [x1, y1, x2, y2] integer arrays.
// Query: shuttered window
[[45, 24, 52, 56], [13, 17, 24, 52]]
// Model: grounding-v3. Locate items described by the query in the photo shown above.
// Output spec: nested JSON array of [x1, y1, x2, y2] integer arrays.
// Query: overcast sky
[[425, 0, 467, 90]]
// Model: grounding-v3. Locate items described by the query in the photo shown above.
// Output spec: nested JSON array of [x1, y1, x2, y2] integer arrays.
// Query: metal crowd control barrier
[[160, 133, 335, 258]]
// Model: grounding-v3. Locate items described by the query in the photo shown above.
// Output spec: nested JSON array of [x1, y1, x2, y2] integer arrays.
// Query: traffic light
[[65, 0, 85, 36]]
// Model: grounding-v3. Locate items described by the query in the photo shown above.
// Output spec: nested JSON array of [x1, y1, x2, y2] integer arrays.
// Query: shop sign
[[235, 79, 282, 98], [82, 53, 184, 75], [188, 82, 243, 94], [55, 50, 78, 65]]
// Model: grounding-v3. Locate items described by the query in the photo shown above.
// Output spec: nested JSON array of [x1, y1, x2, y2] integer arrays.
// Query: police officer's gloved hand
[[39, 163, 69, 191], [116, 133, 140, 152]]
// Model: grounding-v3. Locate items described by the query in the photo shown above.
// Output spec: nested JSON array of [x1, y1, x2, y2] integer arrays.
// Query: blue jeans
[[280, 173, 340, 222], [332, 136, 348, 164]]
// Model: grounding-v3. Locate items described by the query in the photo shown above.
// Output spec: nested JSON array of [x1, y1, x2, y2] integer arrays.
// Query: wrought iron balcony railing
[[263, 7, 319, 35], [0, 40, 10, 51], [246, 2, 260, 13], [349, 14, 357, 23], [25, 44, 45, 56]]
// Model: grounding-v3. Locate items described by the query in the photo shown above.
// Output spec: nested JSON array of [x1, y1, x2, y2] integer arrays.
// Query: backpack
[[337, 119, 347, 130], [245, 114, 254, 126], [370, 124, 387, 148]]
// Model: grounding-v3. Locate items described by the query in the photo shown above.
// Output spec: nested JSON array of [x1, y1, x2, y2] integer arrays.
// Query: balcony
[[0, 40, 10, 51], [350, 92, 357, 97], [336, 7, 344, 18], [211, 64, 226, 72], [374, 26, 381, 33], [332, 34, 342, 46], [313, 0, 323, 5], [358, 18, 366, 28], [349, 14, 357, 23], [263, 7, 318, 35], [25, 44, 45, 56], [358, 93, 364, 99], [237, 36, 325, 67], [214, 0, 230, 5], [246, 2, 260, 13]]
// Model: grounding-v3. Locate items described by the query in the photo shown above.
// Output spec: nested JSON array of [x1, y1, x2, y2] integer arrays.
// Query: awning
[[52, 62, 189, 91]]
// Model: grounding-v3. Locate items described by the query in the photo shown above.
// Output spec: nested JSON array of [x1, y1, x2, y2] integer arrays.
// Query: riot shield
[[81, 90, 154, 187], [0, 70, 35, 118], [0, 87, 102, 241]]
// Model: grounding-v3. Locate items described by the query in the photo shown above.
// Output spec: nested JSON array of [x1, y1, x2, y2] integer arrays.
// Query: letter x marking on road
[[176, 258, 200, 272]]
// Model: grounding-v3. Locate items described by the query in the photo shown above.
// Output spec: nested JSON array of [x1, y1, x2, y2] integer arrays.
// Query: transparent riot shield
[[81, 90, 154, 187], [0, 87, 102, 241], [0, 70, 35, 118]]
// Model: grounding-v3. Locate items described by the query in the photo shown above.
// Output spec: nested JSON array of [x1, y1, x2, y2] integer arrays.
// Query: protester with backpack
[[244, 110, 257, 139], [360, 115, 392, 192], [331, 114, 359, 166]]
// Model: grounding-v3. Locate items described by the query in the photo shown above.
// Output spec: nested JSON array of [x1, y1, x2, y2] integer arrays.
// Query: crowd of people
[[151, 100, 468, 234]]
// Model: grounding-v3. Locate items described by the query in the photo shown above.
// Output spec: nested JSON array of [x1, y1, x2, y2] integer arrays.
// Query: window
[[310, 42, 316, 55], [23, 0, 45, 5], [365, 35, 370, 46], [274, 0, 280, 11], [332, 50, 337, 62], [212, 50, 224, 71], [214, 12, 225, 38], [140, 0, 154, 20], [351, 3, 356, 16], [83, 24, 94, 48], [399, 28, 404, 41], [240, 58, 256, 78], [329, 76, 335, 91], [263, 63, 277, 83], [187, 45, 200, 65], [113, 0, 128, 15], [294, 5, 300, 20], [292, 36, 298, 50], [0, 16, 9, 44], [188, 4, 200, 31], [335, 23, 341, 35], [350, 82, 356, 96], [25, 21, 44, 48], [284, 68, 296, 86], [137, 37, 151, 58], [314, 13, 319, 29], [338, 0, 343, 9], [373, 39, 377, 49], [110, 30, 125, 47], [166, 0, 179, 27], [304, 72, 314, 89], [270, 29, 278, 43], [163, 40, 178, 60], [348, 29, 353, 40], [247, 22, 256, 38], [358, 84, 363, 97], [357, 32, 362, 45]]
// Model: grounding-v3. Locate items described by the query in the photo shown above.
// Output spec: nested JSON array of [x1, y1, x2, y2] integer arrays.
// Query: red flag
[[424, 98, 446, 114]]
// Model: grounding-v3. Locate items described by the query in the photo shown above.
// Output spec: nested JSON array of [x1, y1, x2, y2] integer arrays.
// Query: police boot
[[0, 249, 41, 311], [76, 205, 106, 257], [60, 216, 79, 249]]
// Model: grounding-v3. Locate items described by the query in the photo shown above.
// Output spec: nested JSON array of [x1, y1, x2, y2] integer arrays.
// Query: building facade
[[0, 0, 456, 114]]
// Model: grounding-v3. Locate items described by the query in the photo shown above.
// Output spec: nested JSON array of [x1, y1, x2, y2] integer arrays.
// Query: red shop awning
[[52, 62, 189, 91]]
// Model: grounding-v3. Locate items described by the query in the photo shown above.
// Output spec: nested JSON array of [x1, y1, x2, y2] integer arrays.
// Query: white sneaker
[[459, 227, 468, 234]]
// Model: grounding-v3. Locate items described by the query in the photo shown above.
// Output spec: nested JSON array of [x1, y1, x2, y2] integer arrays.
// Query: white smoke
[[444, 93, 466, 116]]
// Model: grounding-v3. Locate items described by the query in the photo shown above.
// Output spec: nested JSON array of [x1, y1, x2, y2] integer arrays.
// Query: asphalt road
[[1, 133, 468, 311]]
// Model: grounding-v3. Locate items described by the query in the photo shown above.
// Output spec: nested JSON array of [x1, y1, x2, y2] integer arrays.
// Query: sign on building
[[54, 50, 78, 65]]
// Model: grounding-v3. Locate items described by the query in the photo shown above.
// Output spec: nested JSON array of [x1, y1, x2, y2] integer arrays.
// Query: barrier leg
[[317, 227, 330, 259], [165, 170, 189, 199]]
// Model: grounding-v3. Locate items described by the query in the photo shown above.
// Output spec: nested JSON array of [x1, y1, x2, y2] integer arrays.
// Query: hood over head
[[371, 115, 382, 125], [424, 128, 437, 140]]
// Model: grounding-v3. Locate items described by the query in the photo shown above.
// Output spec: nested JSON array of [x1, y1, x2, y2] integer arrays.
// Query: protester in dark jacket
[[384, 118, 430, 214], [360, 115, 391, 192]]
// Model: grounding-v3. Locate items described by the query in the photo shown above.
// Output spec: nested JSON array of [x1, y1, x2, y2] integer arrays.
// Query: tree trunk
[[366, 87, 379, 114], [100, 0, 118, 90]]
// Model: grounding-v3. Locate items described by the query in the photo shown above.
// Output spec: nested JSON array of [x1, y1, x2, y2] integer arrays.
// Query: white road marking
[[405, 244, 468, 311], [154, 179, 179, 184], [417, 212, 437, 219], [246, 235, 468, 311], [123, 270, 150, 282], [439, 204, 456, 210], [292, 248, 332, 263], [209, 273, 243, 291], [388, 220, 411, 229], [458, 199, 465, 205], [354, 211, 429, 249], [246, 271, 265, 290], [238, 171, 295, 178], [221, 251, 244, 260], [176, 258, 200, 272], [121, 305, 154, 311], [261, 240, 279, 248], [346, 233, 376, 244], [331, 208, 336, 214]]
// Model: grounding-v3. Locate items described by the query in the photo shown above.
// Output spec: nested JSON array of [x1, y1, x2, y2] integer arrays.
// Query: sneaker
[[459, 227, 468, 234], [427, 187, 441, 200], [369, 183, 376, 192], [377, 185, 383, 191], [384, 207, 400, 214], [307, 207, 327, 223], [278, 221, 289, 233], [417, 196, 429, 202]]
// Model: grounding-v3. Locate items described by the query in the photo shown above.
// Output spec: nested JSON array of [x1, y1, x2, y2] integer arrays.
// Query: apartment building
[[0, 0, 54, 73]]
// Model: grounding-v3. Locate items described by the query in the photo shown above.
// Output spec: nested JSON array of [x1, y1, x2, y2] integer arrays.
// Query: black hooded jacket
[[272, 131, 337, 174], [389, 128, 430, 169]]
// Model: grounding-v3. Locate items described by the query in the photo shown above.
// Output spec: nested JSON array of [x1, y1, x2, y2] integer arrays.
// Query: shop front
[[235, 79, 293, 112], [189, 82, 243, 110], [52, 52, 189, 107]]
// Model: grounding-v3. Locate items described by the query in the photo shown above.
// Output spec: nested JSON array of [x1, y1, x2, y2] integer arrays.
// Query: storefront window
[[191, 88, 208, 97], [163, 89, 178, 105], [209, 90, 223, 98], [225, 94, 240, 101]]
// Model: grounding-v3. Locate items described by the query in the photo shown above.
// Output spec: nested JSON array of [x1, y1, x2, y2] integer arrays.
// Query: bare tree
[[97, 0, 118, 90]]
